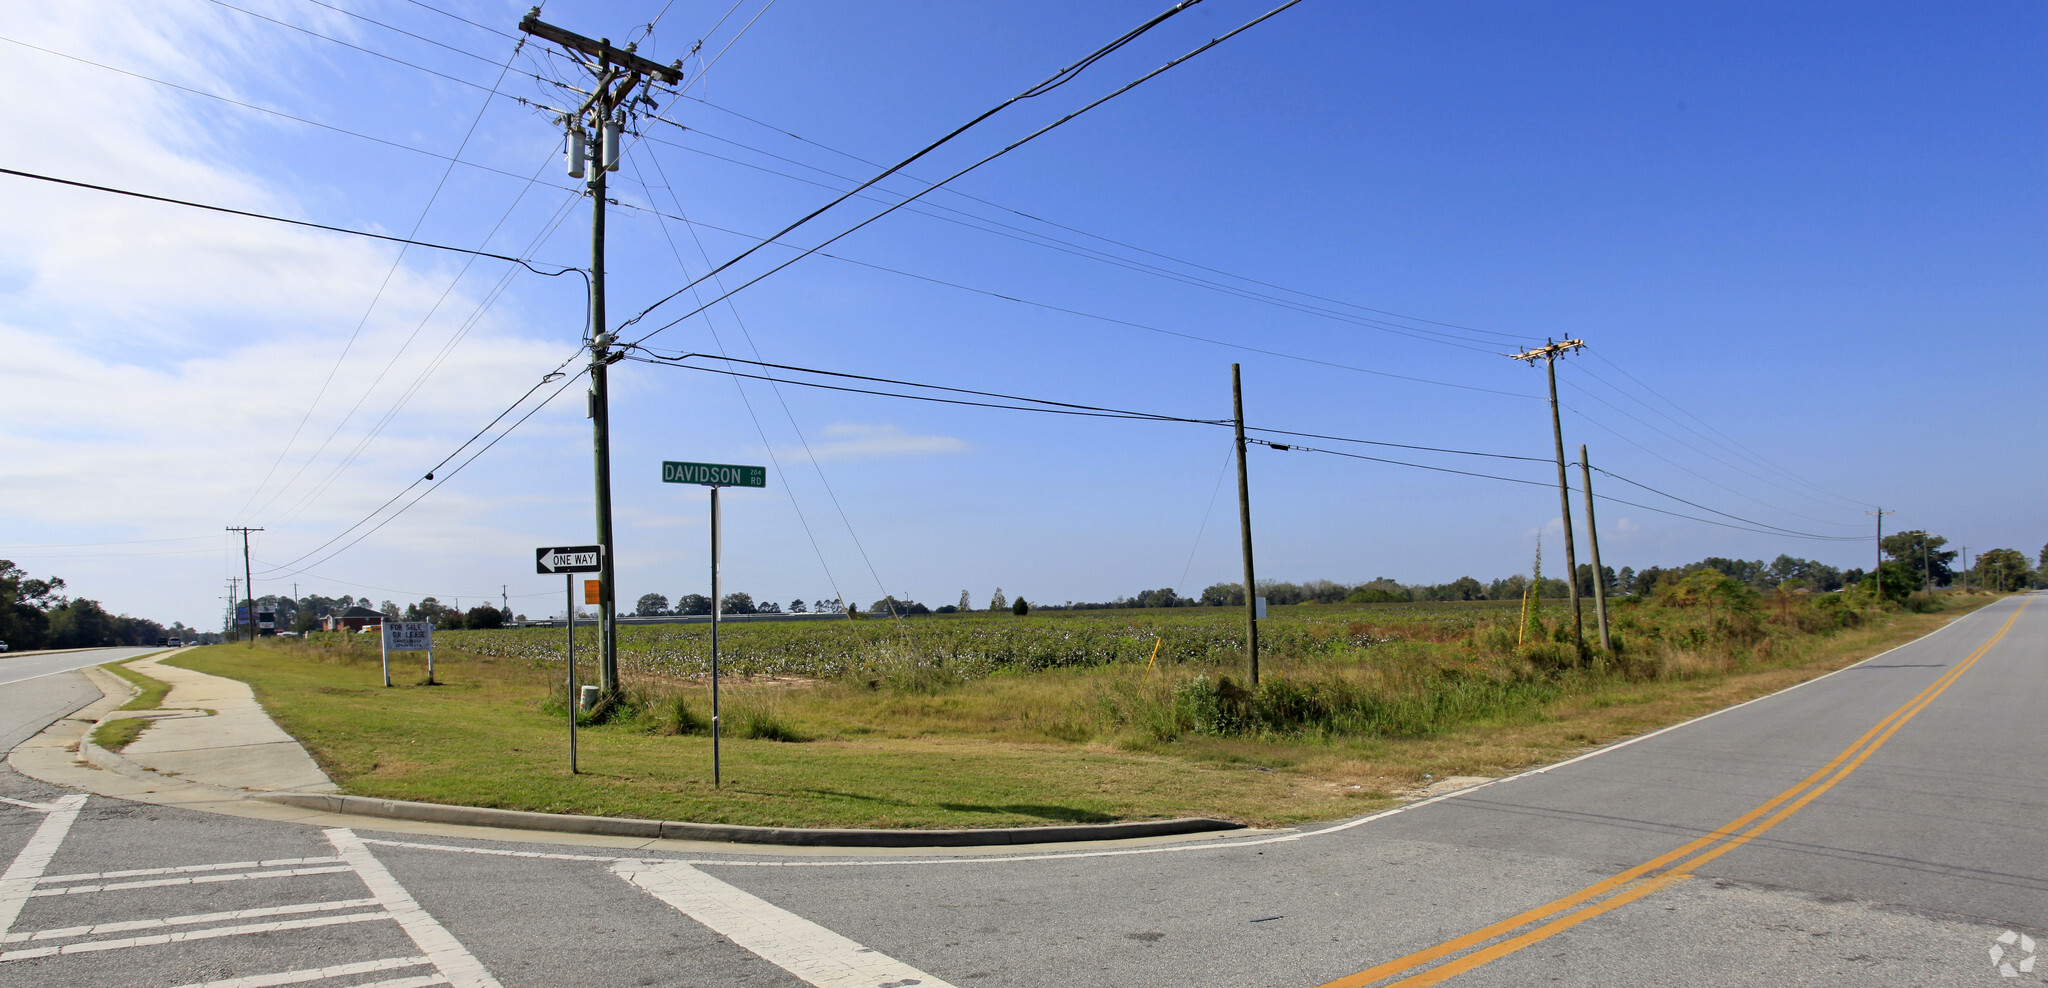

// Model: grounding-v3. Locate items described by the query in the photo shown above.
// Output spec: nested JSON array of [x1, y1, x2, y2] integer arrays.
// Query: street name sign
[[536, 545, 604, 574], [382, 622, 432, 652], [662, 461, 767, 488]]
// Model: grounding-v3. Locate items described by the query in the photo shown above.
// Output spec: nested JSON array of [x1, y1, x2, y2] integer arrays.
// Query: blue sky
[[0, 0, 2040, 626]]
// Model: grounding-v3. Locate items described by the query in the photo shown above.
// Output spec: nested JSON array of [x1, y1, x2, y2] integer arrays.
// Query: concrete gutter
[[22, 656, 1251, 852], [253, 791, 1242, 847]]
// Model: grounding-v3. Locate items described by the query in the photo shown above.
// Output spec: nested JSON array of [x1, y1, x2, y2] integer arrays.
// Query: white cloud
[[773, 423, 969, 463], [0, 1, 581, 624]]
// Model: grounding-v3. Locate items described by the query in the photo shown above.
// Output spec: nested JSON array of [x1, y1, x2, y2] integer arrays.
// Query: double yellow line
[[1320, 598, 2031, 988]]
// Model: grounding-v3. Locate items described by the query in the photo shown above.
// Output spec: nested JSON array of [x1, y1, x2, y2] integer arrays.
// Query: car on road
[[0, 640, 8, 652], [167, 638, 181, 647]]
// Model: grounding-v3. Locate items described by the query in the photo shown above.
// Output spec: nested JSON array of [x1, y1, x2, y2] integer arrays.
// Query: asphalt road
[[0, 646, 169, 690], [1, 596, 2041, 986]]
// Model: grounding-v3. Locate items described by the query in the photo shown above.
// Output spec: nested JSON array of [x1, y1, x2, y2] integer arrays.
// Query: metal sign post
[[565, 574, 576, 774], [537, 545, 604, 775], [380, 622, 434, 687], [663, 461, 766, 789], [710, 486, 721, 788]]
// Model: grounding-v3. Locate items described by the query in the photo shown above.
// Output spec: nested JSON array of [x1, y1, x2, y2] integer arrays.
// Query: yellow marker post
[[1144, 637, 1163, 679]]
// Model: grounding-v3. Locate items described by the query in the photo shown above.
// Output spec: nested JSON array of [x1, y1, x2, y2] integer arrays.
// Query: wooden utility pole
[[519, 11, 681, 696], [1866, 508, 1893, 590], [226, 526, 263, 646], [1510, 339, 1586, 656], [1578, 445, 1611, 653], [1231, 363, 1259, 686]]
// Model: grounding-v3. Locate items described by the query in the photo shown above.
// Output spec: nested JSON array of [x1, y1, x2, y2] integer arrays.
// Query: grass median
[[164, 587, 2000, 829], [91, 659, 173, 752]]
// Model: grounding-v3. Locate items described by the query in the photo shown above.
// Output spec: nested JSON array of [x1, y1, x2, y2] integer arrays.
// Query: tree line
[[0, 560, 205, 649]]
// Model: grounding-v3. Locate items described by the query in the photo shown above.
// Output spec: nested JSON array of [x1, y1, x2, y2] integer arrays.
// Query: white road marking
[[359, 604, 2016, 874], [347, 977, 450, 988], [0, 794, 85, 937], [38, 856, 344, 884], [326, 829, 501, 988], [0, 910, 390, 960], [5, 897, 379, 943], [29, 865, 354, 895], [616, 859, 957, 988], [163, 954, 434, 988]]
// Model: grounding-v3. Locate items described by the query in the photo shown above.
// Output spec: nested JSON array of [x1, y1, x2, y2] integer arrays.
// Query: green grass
[[91, 658, 174, 753], [102, 659, 171, 711], [90, 716, 153, 753], [166, 592, 2002, 829]]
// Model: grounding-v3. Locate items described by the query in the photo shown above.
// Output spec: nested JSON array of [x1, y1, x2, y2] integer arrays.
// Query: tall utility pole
[[1961, 546, 1970, 593], [1578, 445, 1611, 653], [1920, 533, 1930, 594], [518, 11, 681, 696], [226, 526, 262, 647], [1510, 339, 1586, 655], [225, 580, 238, 639], [1231, 364, 1260, 686], [1866, 508, 1893, 590]]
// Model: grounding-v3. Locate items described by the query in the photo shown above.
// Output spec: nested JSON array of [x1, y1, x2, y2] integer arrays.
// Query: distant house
[[323, 606, 384, 633]]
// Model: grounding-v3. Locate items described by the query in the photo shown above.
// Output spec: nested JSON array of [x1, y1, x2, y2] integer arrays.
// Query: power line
[[625, 351, 1231, 424], [614, 0, 1252, 339], [244, 42, 539, 520], [0, 34, 577, 189], [605, 192, 1537, 398], [636, 128, 1517, 353], [0, 166, 580, 275], [1556, 379, 1866, 527], [201, 0, 560, 94], [674, 93, 1536, 346], [400, 0, 519, 41], [1582, 464, 1866, 542], [288, 0, 511, 67], [1581, 345, 1870, 510], [622, 152, 856, 614], [255, 348, 588, 577], [265, 187, 586, 531]]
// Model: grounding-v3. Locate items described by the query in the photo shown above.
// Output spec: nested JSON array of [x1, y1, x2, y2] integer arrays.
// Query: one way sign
[[536, 545, 604, 574]]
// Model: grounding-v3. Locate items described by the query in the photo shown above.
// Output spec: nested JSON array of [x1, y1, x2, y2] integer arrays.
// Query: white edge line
[[363, 599, 2012, 870]]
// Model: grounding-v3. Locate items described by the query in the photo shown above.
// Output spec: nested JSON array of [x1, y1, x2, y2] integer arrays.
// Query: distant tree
[[1615, 567, 1635, 594], [1765, 555, 1845, 592], [720, 592, 756, 615], [634, 593, 670, 617], [1858, 561, 1919, 602], [1346, 585, 1409, 604], [1881, 531, 1957, 587], [379, 600, 401, 619], [988, 588, 1007, 612], [46, 600, 107, 646], [675, 594, 713, 616], [405, 597, 450, 624], [958, 589, 973, 612], [1976, 548, 2031, 592], [1132, 588, 1188, 608], [757, 601, 781, 614], [463, 604, 504, 629], [935, 604, 958, 614], [1012, 597, 1030, 616], [1199, 582, 1244, 607]]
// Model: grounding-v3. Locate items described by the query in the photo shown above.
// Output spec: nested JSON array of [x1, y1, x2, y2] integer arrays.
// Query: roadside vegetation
[[168, 580, 2004, 829], [90, 659, 174, 752]]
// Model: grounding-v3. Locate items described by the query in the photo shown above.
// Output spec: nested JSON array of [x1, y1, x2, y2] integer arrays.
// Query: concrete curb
[[254, 791, 1244, 847]]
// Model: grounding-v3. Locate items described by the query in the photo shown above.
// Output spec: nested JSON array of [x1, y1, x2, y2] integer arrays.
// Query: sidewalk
[[9, 657, 1258, 857]]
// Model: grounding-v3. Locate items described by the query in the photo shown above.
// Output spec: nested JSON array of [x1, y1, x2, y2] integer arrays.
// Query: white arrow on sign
[[536, 545, 604, 574], [543, 552, 598, 572]]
